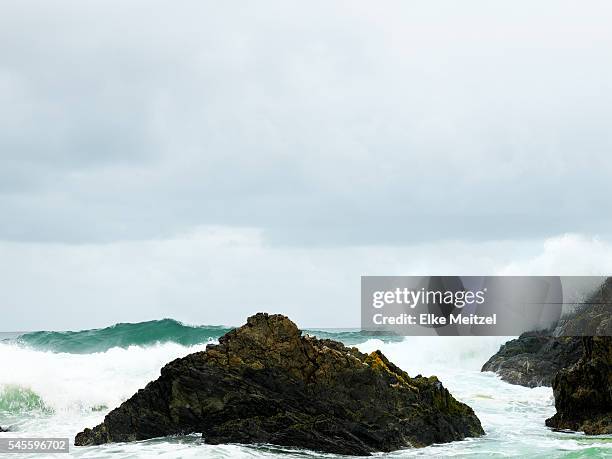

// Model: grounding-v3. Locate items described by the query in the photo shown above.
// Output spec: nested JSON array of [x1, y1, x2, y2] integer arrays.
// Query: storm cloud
[[1, 1, 611, 329]]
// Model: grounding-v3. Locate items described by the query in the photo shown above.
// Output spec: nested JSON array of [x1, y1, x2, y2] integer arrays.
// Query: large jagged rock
[[545, 336, 611, 435], [0, 426, 7, 432], [75, 313, 483, 455], [482, 278, 612, 387], [481, 332, 582, 387]]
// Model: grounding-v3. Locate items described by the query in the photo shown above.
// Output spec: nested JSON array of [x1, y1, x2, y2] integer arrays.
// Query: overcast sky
[[1, 1, 612, 330]]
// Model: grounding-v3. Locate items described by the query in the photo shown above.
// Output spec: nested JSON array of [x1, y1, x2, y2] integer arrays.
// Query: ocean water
[[0, 320, 610, 458]]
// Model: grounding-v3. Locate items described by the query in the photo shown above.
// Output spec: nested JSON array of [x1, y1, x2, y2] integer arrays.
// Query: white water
[[1, 337, 611, 458]]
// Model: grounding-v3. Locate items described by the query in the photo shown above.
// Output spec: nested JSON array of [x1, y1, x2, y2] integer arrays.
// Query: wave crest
[[16, 319, 231, 353]]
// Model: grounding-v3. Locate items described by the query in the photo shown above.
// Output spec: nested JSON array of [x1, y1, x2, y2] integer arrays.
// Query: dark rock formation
[[482, 278, 612, 387], [481, 332, 582, 387], [75, 313, 483, 455], [0, 426, 7, 432], [545, 336, 611, 435]]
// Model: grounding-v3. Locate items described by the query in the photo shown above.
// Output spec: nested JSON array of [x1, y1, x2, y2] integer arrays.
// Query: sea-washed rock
[[75, 313, 484, 455], [545, 336, 612, 435], [482, 278, 612, 387], [481, 332, 582, 387], [0, 426, 6, 432]]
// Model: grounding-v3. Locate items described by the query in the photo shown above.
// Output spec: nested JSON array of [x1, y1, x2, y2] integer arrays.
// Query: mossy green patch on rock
[[75, 313, 484, 455]]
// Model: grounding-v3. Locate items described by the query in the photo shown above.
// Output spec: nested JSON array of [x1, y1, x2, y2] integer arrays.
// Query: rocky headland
[[481, 277, 611, 435], [482, 278, 612, 387], [75, 313, 483, 455], [545, 336, 611, 435]]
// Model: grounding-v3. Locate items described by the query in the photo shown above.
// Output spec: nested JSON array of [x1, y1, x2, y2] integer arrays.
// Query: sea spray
[[0, 328, 508, 417], [0, 341, 210, 415], [356, 335, 511, 374], [0, 385, 51, 414]]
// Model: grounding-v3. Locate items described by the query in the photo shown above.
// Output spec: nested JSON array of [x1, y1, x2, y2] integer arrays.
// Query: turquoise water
[[13, 320, 402, 353], [0, 321, 610, 458], [14, 319, 231, 353]]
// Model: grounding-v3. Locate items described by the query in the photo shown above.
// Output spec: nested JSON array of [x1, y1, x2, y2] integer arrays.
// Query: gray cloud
[[1, 1, 612, 245]]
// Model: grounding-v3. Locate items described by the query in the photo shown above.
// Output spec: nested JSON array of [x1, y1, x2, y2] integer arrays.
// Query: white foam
[[355, 335, 511, 375], [0, 341, 211, 415], [1, 337, 610, 458]]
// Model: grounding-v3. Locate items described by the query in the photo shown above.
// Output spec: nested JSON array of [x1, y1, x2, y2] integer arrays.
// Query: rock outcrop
[[482, 278, 612, 387], [481, 332, 582, 387], [0, 426, 7, 432], [545, 336, 611, 435], [75, 313, 483, 455]]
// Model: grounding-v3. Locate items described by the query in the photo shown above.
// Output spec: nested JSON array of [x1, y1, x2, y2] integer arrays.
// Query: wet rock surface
[[75, 313, 484, 455], [481, 332, 582, 387], [482, 278, 612, 387], [545, 336, 612, 435]]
